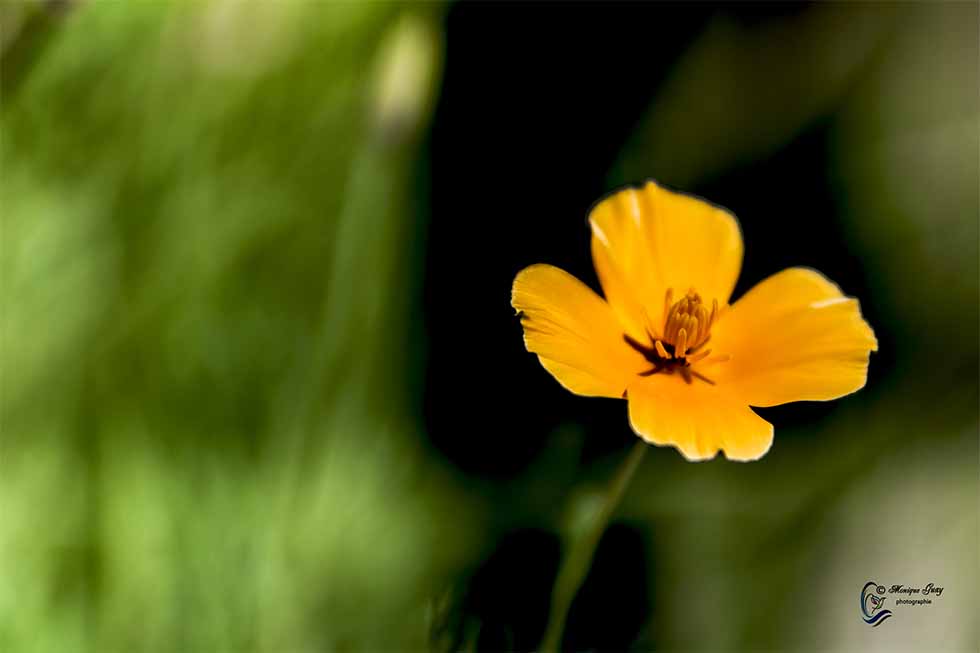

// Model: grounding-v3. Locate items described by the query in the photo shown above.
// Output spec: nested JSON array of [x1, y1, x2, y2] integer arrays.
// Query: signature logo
[[861, 582, 893, 627]]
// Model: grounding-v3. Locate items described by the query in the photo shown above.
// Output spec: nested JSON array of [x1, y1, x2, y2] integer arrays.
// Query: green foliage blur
[[2, 2, 479, 650], [1, 2, 976, 652]]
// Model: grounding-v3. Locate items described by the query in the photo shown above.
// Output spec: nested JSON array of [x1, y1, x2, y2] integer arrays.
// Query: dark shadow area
[[563, 523, 652, 652], [438, 529, 561, 652]]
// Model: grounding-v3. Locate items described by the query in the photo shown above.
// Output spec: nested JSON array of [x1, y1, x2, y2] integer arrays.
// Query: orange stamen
[[686, 348, 712, 364], [675, 328, 688, 359]]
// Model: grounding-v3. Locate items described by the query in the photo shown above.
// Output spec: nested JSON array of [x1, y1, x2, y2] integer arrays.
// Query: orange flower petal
[[590, 181, 743, 334], [512, 264, 647, 398], [709, 268, 878, 408], [627, 373, 773, 461]]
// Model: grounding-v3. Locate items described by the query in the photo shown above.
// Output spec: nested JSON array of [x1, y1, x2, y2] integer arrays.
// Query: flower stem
[[539, 440, 648, 653]]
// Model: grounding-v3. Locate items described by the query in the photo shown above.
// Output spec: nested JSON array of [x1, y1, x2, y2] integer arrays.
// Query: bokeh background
[[2, 1, 977, 651]]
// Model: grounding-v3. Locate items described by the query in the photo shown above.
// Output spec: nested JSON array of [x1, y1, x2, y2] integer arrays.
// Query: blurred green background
[[1, 1, 976, 651]]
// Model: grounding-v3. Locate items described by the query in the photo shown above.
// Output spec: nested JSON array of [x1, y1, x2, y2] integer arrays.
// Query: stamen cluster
[[625, 288, 729, 385], [660, 288, 716, 361]]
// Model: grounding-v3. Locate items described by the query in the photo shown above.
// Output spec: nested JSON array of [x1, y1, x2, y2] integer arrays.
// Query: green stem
[[539, 441, 648, 653]]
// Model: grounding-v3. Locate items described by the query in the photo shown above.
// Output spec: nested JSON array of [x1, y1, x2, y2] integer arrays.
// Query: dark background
[[424, 4, 899, 649], [426, 2, 884, 476]]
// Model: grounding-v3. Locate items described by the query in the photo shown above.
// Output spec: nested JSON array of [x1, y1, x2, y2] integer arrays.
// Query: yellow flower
[[511, 181, 877, 461]]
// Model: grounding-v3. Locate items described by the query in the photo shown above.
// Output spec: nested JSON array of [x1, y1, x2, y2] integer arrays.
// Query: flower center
[[661, 288, 715, 358], [623, 288, 729, 385]]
